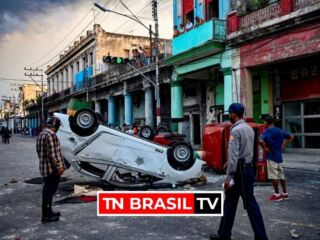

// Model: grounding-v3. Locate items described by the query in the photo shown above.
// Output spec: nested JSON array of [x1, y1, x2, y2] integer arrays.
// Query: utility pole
[[149, 25, 153, 64], [152, 0, 161, 127], [24, 67, 44, 127]]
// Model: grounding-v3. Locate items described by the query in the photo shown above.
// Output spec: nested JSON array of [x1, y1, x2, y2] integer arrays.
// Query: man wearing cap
[[211, 103, 268, 240], [36, 116, 65, 223]]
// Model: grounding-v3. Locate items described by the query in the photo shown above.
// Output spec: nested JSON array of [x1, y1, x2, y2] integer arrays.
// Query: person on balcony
[[173, 25, 179, 37], [194, 16, 205, 27], [178, 23, 185, 34], [185, 17, 194, 32], [138, 46, 146, 67]]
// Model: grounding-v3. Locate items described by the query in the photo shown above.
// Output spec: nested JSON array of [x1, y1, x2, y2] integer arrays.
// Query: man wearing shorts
[[260, 116, 294, 201]]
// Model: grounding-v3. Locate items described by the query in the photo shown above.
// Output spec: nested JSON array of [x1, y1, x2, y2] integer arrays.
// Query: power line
[[0, 77, 42, 83], [35, 0, 109, 69], [29, 0, 105, 68], [112, 2, 150, 33]]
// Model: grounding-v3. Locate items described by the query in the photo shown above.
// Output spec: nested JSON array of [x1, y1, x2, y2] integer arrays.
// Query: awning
[[183, 0, 194, 14]]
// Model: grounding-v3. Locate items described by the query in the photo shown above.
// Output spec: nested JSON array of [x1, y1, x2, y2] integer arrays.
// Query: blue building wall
[[195, 0, 204, 19], [219, 0, 230, 20], [173, 20, 214, 55], [172, 0, 228, 55], [173, 0, 230, 24]]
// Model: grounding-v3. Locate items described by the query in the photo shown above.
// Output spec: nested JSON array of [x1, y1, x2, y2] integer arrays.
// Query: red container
[[202, 121, 268, 182], [202, 123, 231, 171]]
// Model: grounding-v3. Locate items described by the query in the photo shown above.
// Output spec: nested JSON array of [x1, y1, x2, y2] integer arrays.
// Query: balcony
[[172, 19, 226, 56], [227, 0, 320, 34]]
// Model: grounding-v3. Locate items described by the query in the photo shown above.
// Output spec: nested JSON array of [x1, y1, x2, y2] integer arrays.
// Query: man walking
[[4, 127, 11, 144], [260, 115, 294, 201], [36, 116, 65, 223], [211, 103, 268, 240]]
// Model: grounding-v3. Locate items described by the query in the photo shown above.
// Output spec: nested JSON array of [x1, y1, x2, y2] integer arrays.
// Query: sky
[[0, 0, 172, 105]]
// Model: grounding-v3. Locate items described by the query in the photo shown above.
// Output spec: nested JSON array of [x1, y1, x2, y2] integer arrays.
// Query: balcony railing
[[240, 2, 281, 29], [232, 0, 320, 32], [172, 19, 226, 56], [294, 0, 320, 10]]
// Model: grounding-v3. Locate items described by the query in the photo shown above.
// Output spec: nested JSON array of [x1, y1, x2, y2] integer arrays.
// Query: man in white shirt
[[185, 17, 193, 32]]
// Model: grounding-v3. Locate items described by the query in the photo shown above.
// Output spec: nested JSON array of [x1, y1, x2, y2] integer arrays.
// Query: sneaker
[[281, 193, 290, 200], [269, 194, 282, 202]]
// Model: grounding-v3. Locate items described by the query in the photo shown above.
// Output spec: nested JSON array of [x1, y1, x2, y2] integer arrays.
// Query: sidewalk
[[283, 152, 320, 172]]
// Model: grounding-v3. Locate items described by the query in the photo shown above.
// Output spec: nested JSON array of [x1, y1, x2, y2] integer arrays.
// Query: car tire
[[69, 108, 99, 137], [139, 125, 155, 140], [167, 141, 195, 171]]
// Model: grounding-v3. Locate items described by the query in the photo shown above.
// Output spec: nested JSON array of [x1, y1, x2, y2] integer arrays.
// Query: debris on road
[[287, 229, 300, 238], [9, 178, 17, 183], [73, 184, 103, 197]]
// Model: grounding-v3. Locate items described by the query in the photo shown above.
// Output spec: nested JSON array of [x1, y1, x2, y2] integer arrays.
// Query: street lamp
[[94, 1, 161, 128]]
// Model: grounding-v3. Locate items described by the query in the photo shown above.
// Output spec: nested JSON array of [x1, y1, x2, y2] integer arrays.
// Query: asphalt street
[[0, 135, 319, 240]]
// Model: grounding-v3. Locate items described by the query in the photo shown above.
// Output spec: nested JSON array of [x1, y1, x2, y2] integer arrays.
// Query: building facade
[[166, 0, 231, 149], [42, 24, 172, 130], [227, 0, 320, 149]]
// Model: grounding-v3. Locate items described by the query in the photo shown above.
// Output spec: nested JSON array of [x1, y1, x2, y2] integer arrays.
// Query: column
[[222, 68, 233, 112], [240, 68, 253, 117], [124, 93, 133, 125], [171, 76, 184, 132], [261, 69, 272, 115], [47, 79, 51, 96], [57, 73, 60, 93], [64, 68, 68, 90], [145, 88, 154, 127], [219, 0, 230, 20], [95, 101, 101, 115], [143, 81, 154, 128], [35, 114, 39, 129], [108, 96, 115, 126], [68, 65, 73, 90]]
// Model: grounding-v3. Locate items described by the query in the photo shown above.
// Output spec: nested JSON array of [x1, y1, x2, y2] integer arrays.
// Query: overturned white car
[[54, 109, 205, 188]]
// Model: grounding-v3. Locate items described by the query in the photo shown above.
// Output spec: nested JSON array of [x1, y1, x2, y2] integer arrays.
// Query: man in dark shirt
[[36, 116, 65, 223], [260, 115, 294, 201]]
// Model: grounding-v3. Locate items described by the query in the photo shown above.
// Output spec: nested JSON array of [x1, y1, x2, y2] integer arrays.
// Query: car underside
[[55, 109, 206, 188]]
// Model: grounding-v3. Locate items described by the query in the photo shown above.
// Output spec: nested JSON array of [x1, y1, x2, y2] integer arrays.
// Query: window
[[284, 101, 300, 116], [304, 100, 320, 115], [82, 57, 86, 69], [205, 0, 219, 21], [283, 99, 320, 149], [89, 52, 93, 65], [183, 0, 194, 25]]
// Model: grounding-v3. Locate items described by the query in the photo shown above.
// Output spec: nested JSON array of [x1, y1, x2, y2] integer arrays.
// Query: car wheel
[[69, 109, 99, 137], [139, 125, 155, 140], [167, 142, 195, 171]]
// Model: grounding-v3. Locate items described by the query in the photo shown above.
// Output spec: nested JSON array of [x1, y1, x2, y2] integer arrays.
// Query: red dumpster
[[202, 121, 268, 182]]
